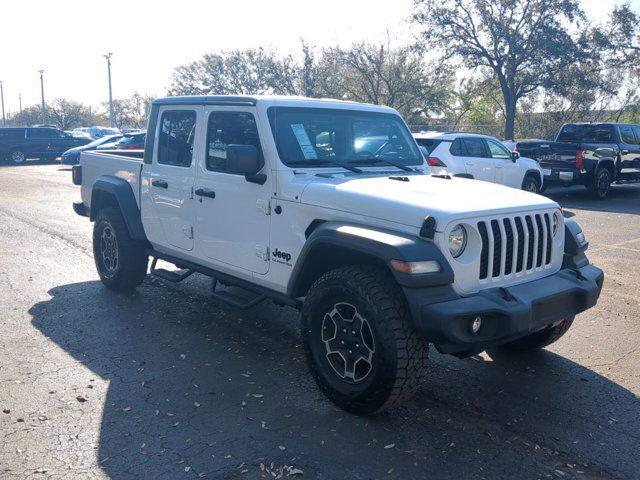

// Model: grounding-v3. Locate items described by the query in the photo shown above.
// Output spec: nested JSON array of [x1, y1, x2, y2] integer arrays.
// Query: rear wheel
[[498, 316, 575, 352], [93, 207, 148, 291], [9, 150, 26, 164], [521, 173, 541, 194], [302, 265, 428, 415], [587, 167, 612, 199]]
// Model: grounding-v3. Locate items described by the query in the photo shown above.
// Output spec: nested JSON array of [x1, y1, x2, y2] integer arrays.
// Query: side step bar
[[210, 278, 267, 310], [150, 257, 195, 283]]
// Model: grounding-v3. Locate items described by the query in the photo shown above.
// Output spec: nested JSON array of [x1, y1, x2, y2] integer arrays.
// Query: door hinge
[[189, 186, 194, 200], [255, 245, 269, 261], [257, 199, 271, 215], [182, 225, 194, 239]]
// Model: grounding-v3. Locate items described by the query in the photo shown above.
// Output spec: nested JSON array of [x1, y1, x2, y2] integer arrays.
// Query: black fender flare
[[90, 175, 147, 241], [287, 222, 454, 297]]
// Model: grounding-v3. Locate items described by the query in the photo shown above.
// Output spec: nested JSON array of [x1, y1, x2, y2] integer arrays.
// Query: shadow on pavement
[[30, 279, 639, 479], [545, 184, 640, 216]]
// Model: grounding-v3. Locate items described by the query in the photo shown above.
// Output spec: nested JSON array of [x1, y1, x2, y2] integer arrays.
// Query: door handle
[[152, 179, 168, 189], [465, 161, 474, 166], [621, 150, 630, 155], [195, 187, 216, 199]]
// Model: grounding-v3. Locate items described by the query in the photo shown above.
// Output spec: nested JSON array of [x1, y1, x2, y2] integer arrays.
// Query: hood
[[300, 173, 558, 230]]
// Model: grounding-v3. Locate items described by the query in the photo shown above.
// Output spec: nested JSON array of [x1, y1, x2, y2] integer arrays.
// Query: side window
[[450, 138, 466, 156], [206, 111, 263, 172], [462, 138, 487, 158], [29, 128, 57, 139], [633, 126, 640, 145], [620, 126, 638, 145], [486, 139, 512, 159], [157, 110, 197, 167]]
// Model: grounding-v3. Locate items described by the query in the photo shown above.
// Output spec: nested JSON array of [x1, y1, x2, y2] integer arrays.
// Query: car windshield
[[557, 124, 614, 143], [267, 107, 422, 168]]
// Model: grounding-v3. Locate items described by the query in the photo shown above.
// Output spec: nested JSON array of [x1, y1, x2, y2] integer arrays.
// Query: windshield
[[267, 107, 423, 168], [557, 124, 614, 143]]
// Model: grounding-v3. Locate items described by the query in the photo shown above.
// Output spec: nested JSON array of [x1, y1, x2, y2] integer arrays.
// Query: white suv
[[414, 132, 544, 193]]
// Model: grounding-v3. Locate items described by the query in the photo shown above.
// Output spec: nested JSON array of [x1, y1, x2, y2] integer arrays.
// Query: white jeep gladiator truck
[[72, 95, 604, 415]]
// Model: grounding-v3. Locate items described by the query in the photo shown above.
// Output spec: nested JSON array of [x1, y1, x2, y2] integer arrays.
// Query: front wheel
[[521, 173, 541, 194], [93, 207, 148, 292], [302, 265, 428, 415], [587, 167, 612, 199], [498, 316, 575, 352]]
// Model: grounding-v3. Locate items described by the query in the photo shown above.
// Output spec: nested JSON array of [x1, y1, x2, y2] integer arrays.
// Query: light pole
[[18, 93, 22, 116], [104, 53, 114, 128], [0, 81, 5, 127], [38, 69, 46, 122]]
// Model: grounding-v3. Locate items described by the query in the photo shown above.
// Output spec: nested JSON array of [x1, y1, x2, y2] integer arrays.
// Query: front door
[[194, 107, 271, 275], [619, 125, 640, 174], [463, 137, 495, 182], [486, 138, 520, 188], [142, 107, 200, 251]]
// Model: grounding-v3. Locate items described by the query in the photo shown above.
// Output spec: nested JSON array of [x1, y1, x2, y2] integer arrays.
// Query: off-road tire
[[521, 173, 541, 194], [498, 316, 575, 352], [587, 167, 612, 200], [93, 206, 148, 292], [301, 265, 428, 415]]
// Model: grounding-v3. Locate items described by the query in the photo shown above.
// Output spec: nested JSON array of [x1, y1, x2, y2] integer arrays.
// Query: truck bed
[[80, 150, 144, 212]]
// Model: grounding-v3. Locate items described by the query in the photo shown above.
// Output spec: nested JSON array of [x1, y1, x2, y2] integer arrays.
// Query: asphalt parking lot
[[0, 162, 638, 480]]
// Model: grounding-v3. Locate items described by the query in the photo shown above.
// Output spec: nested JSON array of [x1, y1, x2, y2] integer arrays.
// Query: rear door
[[141, 107, 200, 251], [194, 107, 271, 275], [619, 125, 640, 174], [462, 137, 495, 182], [26, 128, 54, 157]]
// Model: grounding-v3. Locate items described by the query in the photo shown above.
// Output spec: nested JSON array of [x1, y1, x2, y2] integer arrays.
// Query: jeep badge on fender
[[73, 95, 604, 415]]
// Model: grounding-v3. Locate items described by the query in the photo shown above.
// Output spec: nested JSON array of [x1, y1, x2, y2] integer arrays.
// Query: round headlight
[[552, 211, 562, 237], [448, 224, 467, 258]]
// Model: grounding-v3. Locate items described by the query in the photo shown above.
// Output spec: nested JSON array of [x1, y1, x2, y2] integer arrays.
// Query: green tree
[[413, 0, 594, 139]]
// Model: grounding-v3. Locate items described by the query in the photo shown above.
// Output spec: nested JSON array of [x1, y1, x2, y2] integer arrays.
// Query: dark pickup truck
[[514, 123, 640, 199]]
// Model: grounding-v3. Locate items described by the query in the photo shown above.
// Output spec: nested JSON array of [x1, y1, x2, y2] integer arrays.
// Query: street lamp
[[38, 69, 46, 122], [104, 53, 114, 128], [0, 81, 5, 127], [18, 93, 22, 116]]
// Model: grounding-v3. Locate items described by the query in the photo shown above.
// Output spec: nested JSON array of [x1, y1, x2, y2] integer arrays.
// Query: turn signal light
[[390, 259, 441, 275]]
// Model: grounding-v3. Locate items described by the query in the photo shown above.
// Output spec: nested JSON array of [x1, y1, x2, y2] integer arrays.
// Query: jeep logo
[[273, 248, 292, 263]]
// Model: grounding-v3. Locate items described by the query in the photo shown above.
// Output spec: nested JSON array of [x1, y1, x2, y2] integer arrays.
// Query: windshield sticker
[[290, 124, 318, 160]]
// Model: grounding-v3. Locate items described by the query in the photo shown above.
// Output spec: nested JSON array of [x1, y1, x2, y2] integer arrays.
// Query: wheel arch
[[90, 176, 147, 242], [523, 169, 542, 185], [287, 221, 454, 298]]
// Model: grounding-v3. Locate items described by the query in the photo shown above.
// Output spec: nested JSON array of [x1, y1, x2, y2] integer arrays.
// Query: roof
[[413, 132, 494, 141], [152, 95, 397, 113]]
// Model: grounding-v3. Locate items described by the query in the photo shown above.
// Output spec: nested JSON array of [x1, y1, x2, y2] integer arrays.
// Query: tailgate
[[517, 141, 579, 169]]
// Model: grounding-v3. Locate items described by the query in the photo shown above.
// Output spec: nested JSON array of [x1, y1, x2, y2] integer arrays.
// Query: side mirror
[[511, 151, 520, 162], [227, 144, 266, 184]]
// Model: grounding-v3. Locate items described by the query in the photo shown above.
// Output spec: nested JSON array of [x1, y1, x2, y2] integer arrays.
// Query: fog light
[[471, 316, 482, 334]]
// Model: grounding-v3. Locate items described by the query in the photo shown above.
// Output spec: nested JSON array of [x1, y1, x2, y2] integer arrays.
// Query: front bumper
[[410, 264, 604, 356]]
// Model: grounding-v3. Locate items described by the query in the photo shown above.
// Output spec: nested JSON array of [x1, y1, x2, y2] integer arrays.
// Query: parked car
[[60, 134, 123, 165], [96, 131, 145, 150], [65, 130, 93, 140], [73, 126, 121, 139], [71, 95, 603, 415], [514, 123, 640, 199], [0, 127, 92, 164], [502, 139, 545, 151], [414, 132, 544, 193]]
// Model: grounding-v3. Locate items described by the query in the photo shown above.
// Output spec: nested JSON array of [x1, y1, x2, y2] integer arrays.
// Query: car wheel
[[521, 173, 541, 194], [498, 316, 575, 352], [93, 207, 148, 292], [588, 167, 612, 200], [302, 265, 428, 415], [9, 150, 26, 164]]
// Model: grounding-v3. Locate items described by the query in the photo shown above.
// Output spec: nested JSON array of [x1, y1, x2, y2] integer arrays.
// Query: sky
[[0, 0, 637, 115]]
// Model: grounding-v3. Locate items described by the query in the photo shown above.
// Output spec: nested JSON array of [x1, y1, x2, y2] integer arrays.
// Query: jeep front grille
[[478, 213, 554, 280]]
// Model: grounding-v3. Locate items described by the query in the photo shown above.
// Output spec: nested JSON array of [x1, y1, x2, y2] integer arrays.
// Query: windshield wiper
[[351, 157, 420, 173], [310, 158, 363, 173]]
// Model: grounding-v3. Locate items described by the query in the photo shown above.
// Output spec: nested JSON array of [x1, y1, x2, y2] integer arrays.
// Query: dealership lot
[[0, 163, 638, 479]]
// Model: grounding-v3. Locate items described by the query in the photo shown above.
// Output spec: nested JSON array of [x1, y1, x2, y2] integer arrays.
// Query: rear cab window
[[557, 124, 615, 143]]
